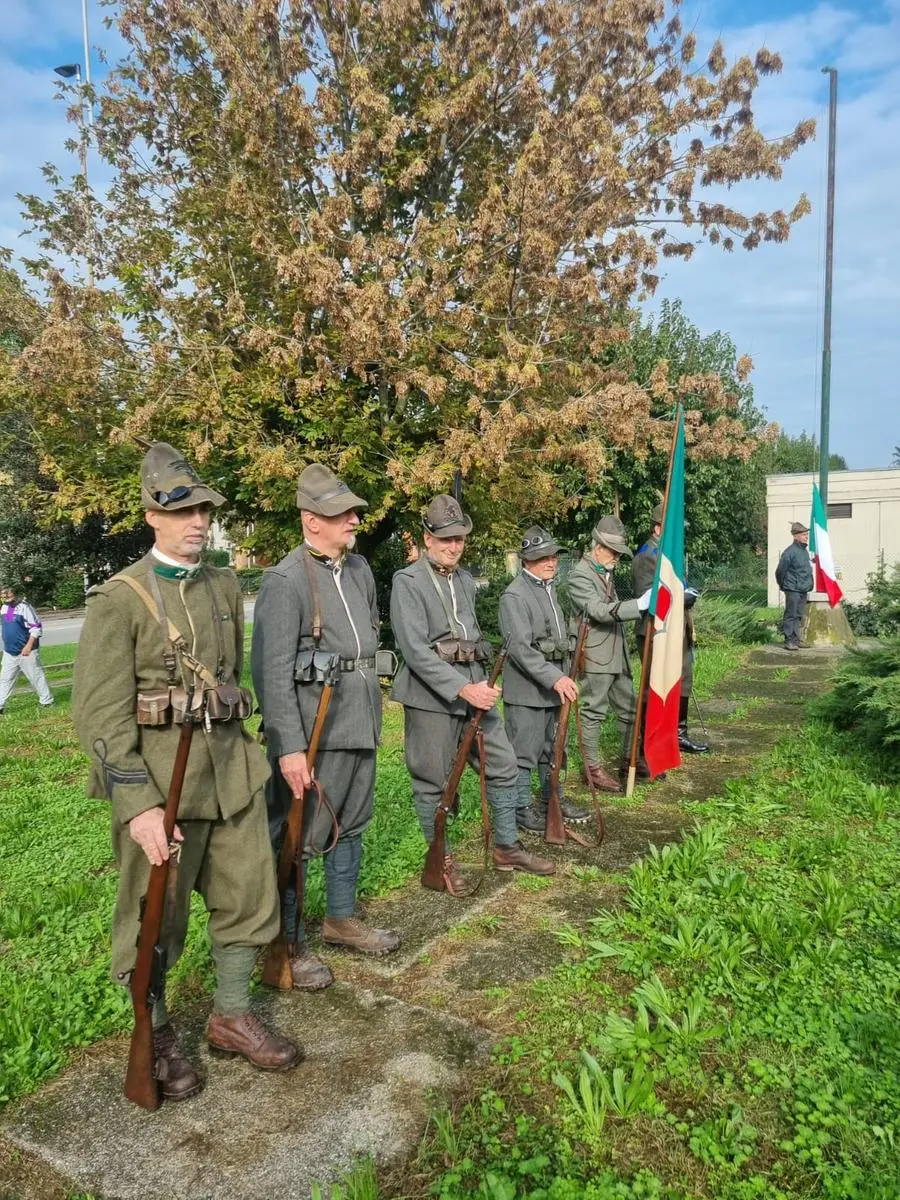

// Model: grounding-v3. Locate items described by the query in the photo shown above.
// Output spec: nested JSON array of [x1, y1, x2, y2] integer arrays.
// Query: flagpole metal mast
[[625, 405, 681, 798], [819, 67, 837, 506]]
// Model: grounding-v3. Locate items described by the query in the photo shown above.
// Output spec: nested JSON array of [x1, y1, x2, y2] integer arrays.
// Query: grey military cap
[[790, 521, 809, 534], [591, 514, 633, 558], [422, 495, 473, 538], [519, 525, 562, 561], [297, 464, 367, 516], [141, 442, 226, 512]]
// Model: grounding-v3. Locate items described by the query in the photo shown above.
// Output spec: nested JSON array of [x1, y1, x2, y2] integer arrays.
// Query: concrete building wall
[[766, 469, 900, 606]]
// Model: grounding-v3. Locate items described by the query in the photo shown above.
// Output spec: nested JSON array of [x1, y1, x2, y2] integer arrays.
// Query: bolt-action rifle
[[544, 619, 592, 847], [124, 706, 197, 1110], [421, 637, 511, 893], [262, 656, 340, 990]]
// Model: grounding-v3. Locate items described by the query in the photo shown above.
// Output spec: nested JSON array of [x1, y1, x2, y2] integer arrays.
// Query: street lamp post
[[53, 63, 93, 285]]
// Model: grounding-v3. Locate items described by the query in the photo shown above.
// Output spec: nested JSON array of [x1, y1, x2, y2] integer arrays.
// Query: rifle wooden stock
[[262, 669, 336, 990], [124, 718, 195, 1111], [421, 640, 509, 892]]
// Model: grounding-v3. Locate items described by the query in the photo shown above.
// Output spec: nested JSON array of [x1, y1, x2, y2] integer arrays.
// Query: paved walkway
[[0, 646, 840, 1200]]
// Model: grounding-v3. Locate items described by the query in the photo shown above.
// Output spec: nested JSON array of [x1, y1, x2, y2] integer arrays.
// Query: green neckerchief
[[587, 559, 610, 578], [153, 562, 203, 582]]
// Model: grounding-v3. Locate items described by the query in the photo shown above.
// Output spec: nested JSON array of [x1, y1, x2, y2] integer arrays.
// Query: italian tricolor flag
[[809, 483, 843, 607], [643, 408, 686, 779]]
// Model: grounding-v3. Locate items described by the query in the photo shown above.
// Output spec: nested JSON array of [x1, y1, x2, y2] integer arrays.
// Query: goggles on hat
[[522, 534, 556, 549], [153, 485, 196, 507], [424, 517, 466, 534]]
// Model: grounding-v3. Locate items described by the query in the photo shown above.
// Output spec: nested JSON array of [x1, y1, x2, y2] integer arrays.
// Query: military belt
[[339, 656, 376, 672]]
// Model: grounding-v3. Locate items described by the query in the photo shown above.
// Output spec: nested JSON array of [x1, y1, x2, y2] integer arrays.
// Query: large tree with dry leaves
[[5, 0, 813, 557]]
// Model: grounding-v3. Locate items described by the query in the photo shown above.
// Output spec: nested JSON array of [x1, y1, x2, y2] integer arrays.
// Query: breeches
[[504, 704, 561, 772], [578, 671, 636, 764], [110, 789, 278, 984], [402, 706, 518, 798], [266, 749, 375, 857]]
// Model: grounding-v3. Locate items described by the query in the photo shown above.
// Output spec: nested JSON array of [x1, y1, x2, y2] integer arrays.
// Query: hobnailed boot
[[207, 1012, 302, 1071], [516, 805, 546, 834], [678, 696, 709, 754], [538, 766, 590, 823], [153, 1023, 203, 1101], [287, 942, 333, 991], [321, 916, 401, 956], [493, 841, 556, 876]]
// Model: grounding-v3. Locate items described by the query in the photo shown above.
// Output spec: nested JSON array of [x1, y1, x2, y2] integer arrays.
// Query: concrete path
[[0, 644, 841, 1200]]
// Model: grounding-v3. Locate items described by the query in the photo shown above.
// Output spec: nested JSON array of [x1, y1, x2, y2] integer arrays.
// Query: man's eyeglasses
[[153, 486, 194, 506]]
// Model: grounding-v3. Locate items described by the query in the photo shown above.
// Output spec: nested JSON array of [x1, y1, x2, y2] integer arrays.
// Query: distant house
[[766, 469, 900, 605]]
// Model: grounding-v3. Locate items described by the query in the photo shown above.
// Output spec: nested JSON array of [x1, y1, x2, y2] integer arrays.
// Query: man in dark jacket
[[775, 522, 814, 651]]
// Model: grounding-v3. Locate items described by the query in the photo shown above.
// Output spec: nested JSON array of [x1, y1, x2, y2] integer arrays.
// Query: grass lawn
[[409, 722, 900, 1200], [0, 634, 743, 1110]]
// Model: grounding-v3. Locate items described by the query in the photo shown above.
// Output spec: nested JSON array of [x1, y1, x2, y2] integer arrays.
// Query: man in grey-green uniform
[[499, 526, 590, 834], [633, 504, 707, 754], [251, 465, 400, 992], [391, 496, 555, 894], [567, 515, 652, 790], [73, 443, 300, 1105]]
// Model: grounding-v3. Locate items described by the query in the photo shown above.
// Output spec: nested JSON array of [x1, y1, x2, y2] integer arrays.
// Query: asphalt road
[[39, 598, 257, 647]]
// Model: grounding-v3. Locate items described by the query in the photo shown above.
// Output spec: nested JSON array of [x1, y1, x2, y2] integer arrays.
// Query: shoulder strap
[[424, 559, 464, 637], [118, 574, 219, 689], [301, 546, 323, 646]]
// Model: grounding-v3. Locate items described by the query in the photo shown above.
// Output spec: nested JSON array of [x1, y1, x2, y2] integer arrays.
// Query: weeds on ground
[[414, 721, 900, 1199]]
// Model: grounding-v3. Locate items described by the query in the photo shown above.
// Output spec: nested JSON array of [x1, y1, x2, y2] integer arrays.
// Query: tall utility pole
[[819, 67, 838, 506], [81, 0, 94, 124]]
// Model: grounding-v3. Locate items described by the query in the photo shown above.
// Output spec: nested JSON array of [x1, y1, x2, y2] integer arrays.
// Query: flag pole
[[625, 405, 682, 797]]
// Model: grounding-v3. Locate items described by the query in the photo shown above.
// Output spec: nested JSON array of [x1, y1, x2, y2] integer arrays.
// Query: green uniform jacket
[[499, 571, 567, 708], [72, 554, 270, 828], [250, 546, 382, 757], [391, 557, 486, 715], [775, 541, 814, 593], [632, 535, 695, 648], [567, 557, 640, 674]]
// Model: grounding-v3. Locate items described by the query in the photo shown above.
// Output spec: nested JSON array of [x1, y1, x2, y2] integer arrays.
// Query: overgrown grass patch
[[412, 722, 900, 1199]]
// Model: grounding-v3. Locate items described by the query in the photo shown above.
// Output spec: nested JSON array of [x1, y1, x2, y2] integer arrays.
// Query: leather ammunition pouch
[[433, 638, 492, 665], [136, 684, 252, 726], [294, 650, 342, 684], [535, 636, 570, 662]]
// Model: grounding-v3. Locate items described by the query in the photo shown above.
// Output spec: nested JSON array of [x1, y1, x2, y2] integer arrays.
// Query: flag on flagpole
[[809, 483, 843, 607], [643, 409, 686, 778]]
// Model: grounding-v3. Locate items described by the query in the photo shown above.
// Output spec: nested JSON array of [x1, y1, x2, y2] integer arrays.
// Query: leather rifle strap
[[119, 575, 220, 689], [301, 547, 323, 646]]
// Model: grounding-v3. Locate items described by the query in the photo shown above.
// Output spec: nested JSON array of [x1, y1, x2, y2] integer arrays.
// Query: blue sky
[[1, 0, 897, 468]]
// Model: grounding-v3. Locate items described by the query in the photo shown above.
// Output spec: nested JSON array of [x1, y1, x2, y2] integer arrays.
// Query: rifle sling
[[120, 575, 220, 690]]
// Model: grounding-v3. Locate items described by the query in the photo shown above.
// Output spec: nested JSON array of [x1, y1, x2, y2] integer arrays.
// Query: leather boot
[[153, 1023, 203, 1101], [585, 762, 623, 793], [516, 805, 546, 834], [287, 942, 333, 991], [321, 916, 401, 956], [207, 1012, 301, 1071], [494, 842, 556, 876], [678, 696, 709, 753], [619, 758, 656, 781]]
